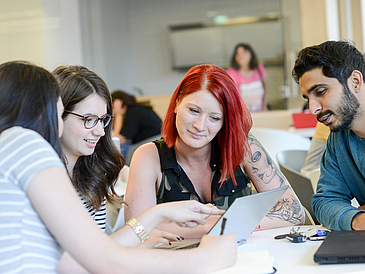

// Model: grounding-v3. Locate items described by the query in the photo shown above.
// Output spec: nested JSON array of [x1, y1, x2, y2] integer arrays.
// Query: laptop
[[155, 186, 289, 250], [314, 230, 365, 264]]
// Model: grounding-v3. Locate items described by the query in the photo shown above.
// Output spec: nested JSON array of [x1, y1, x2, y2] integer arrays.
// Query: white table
[[235, 225, 365, 274], [288, 126, 316, 138]]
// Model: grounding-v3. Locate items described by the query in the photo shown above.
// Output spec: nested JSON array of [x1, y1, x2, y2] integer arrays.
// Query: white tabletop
[[233, 225, 365, 274], [288, 126, 316, 138]]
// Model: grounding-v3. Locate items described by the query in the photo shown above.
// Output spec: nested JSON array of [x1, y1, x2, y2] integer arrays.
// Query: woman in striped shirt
[[53, 65, 124, 233], [53, 65, 181, 245]]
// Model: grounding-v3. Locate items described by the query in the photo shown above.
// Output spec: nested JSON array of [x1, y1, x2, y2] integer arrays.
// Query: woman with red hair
[[125, 64, 304, 238]]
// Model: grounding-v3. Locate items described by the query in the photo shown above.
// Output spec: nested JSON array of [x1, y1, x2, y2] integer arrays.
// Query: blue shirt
[[312, 129, 365, 230]]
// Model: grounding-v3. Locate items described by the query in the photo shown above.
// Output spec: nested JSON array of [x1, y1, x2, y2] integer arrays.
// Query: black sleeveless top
[[154, 138, 252, 210]]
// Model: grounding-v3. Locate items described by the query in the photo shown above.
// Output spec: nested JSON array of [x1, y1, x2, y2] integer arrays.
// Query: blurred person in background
[[112, 90, 162, 156], [227, 43, 268, 112]]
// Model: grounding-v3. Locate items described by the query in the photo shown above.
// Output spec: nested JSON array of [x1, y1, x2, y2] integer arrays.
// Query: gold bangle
[[126, 217, 149, 243]]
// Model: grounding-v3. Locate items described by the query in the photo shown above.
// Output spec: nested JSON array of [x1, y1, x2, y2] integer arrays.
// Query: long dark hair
[[230, 43, 259, 71], [0, 61, 62, 156], [53, 65, 125, 210]]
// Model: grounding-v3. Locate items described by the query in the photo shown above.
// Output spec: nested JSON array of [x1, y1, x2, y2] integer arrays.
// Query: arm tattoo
[[266, 195, 303, 224], [247, 133, 284, 185]]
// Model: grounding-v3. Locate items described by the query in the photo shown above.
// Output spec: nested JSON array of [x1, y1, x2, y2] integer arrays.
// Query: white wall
[[41, 0, 83, 70], [84, 0, 284, 97], [79, 0, 131, 93], [281, 0, 306, 109], [0, 0, 83, 70], [0, 0, 304, 109], [0, 0, 46, 66]]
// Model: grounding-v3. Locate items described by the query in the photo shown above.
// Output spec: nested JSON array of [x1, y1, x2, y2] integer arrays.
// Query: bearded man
[[292, 40, 365, 231]]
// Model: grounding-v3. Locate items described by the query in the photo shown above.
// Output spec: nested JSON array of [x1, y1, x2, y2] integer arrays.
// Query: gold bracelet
[[126, 217, 149, 243]]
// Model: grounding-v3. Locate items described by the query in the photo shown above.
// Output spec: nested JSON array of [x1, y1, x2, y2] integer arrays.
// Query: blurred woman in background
[[227, 43, 268, 112]]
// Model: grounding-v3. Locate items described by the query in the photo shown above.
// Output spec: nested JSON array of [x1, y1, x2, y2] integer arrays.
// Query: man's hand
[[358, 204, 365, 211], [352, 212, 365, 230]]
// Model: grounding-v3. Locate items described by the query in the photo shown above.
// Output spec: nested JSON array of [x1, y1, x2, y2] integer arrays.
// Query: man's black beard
[[317, 84, 360, 132]]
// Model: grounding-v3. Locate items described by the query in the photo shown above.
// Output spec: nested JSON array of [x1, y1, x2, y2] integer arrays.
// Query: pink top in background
[[227, 63, 266, 86], [227, 63, 267, 112]]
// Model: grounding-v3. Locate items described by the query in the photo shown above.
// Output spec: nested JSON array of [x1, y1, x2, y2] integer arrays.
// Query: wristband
[[126, 217, 149, 243]]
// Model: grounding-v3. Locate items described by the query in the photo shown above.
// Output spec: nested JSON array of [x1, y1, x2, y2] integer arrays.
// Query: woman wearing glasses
[[53, 66, 182, 243], [54, 65, 207, 259], [53, 65, 123, 232]]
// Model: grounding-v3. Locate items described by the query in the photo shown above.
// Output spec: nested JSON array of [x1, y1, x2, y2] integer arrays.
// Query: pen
[[220, 217, 227, 235]]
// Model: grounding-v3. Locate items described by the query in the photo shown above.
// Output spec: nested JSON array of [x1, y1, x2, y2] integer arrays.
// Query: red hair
[[162, 64, 253, 185]]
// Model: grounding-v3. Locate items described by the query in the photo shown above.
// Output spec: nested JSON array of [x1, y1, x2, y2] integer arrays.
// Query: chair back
[[250, 127, 311, 166], [125, 134, 162, 166], [303, 206, 315, 225], [309, 168, 320, 193], [112, 137, 120, 150], [276, 149, 320, 225]]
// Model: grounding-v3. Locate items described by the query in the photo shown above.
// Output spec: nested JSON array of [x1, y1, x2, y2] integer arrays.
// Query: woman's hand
[[198, 233, 238, 272], [125, 200, 224, 243], [155, 200, 225, 228], [137, 229, 183, 248]]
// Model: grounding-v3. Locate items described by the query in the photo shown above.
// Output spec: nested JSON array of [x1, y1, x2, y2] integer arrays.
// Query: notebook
[[156, 186, 289, 250], [314, 230, 365, 264]]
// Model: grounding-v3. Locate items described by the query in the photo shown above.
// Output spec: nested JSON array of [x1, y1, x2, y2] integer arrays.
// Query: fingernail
[[169, 242, 172, 245], [180, 236, 184, 240]]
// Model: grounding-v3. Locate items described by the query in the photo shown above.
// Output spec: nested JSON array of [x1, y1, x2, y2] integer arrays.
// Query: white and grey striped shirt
[[0, 127, 65, 273]]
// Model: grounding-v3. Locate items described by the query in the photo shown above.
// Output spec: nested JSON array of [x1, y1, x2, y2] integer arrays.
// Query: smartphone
[[308, 230, 328, 241]]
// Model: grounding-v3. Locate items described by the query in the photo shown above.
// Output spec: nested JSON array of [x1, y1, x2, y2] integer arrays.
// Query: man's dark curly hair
[[292, 40, 365, 88]]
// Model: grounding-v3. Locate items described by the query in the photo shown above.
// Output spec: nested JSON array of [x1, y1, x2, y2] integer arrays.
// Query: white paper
[[210, 250, 274, 274]]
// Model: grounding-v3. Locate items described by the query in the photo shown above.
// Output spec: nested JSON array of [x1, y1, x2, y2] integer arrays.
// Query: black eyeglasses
[[64, 110, 113, 129]]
